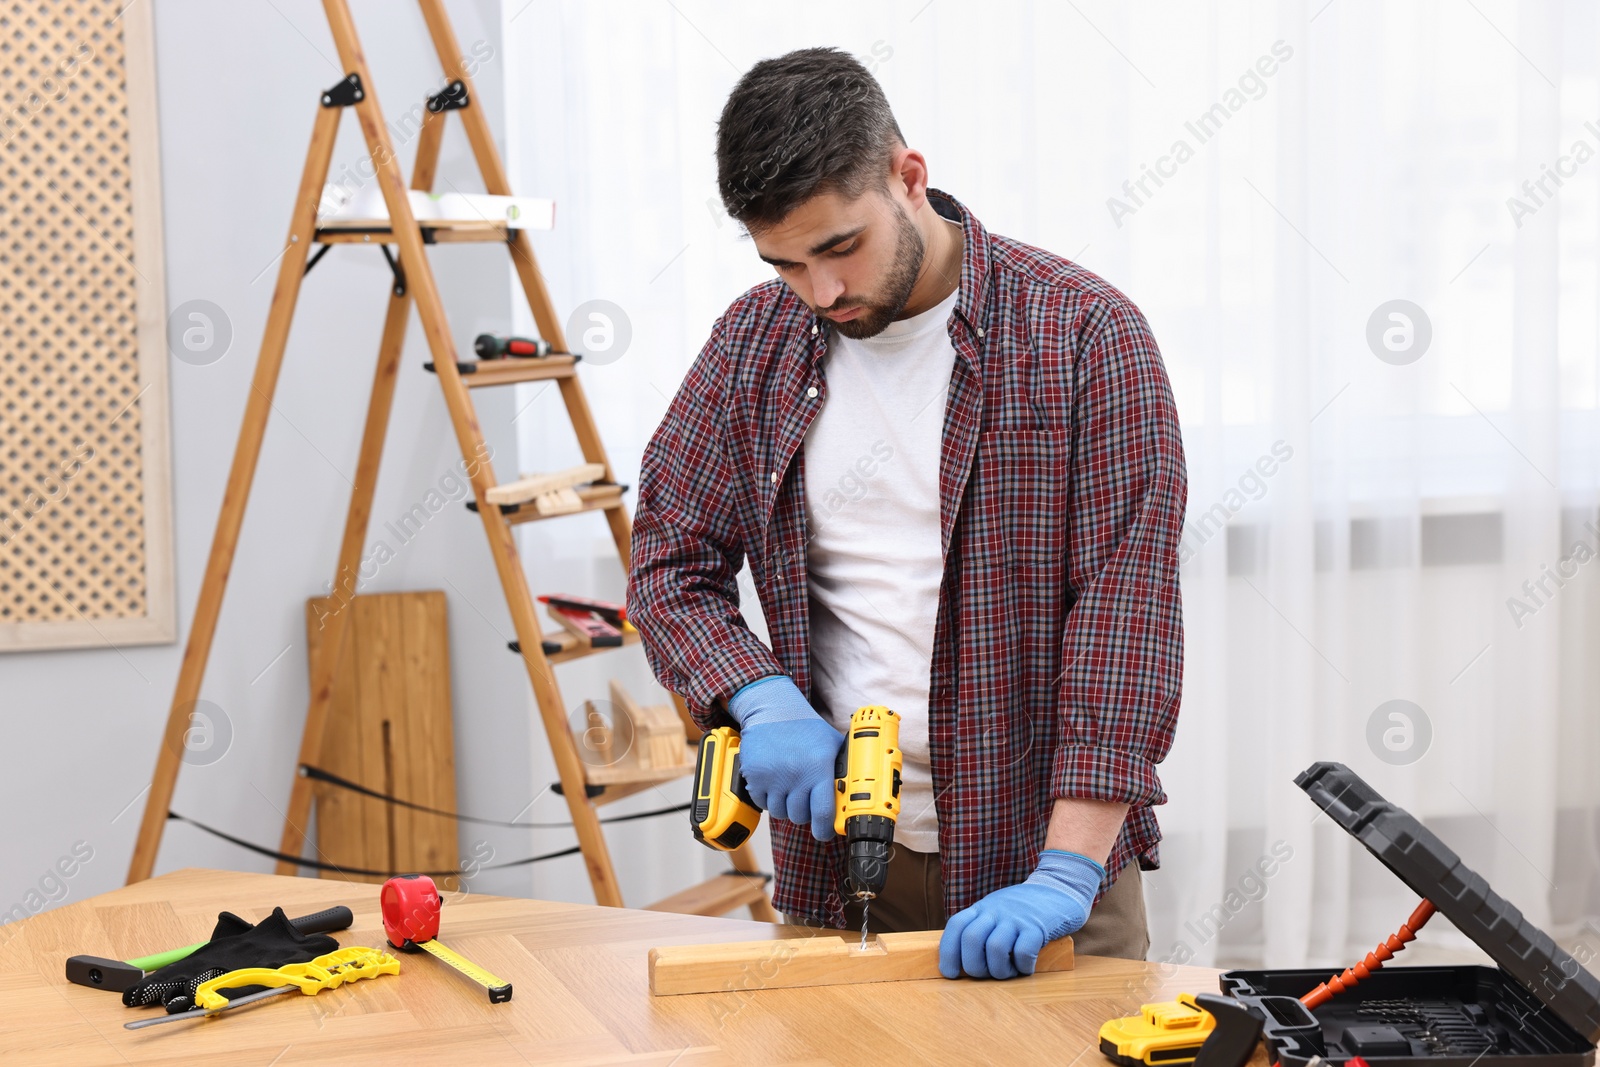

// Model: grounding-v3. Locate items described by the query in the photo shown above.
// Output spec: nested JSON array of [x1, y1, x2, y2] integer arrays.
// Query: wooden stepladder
[[127, 0, 776, 922]]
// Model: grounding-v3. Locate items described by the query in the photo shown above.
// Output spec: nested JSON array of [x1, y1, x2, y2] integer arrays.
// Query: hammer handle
[[125, 905, 353, 972]]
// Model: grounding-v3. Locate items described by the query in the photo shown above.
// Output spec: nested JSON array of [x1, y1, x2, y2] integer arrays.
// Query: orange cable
[[1300, 898, 1436, 1010]]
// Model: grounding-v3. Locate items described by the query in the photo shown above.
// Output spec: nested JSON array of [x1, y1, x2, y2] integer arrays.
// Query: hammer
[[65, 905, 353, 992]]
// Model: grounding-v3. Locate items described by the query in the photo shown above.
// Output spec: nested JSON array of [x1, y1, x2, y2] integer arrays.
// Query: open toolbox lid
[[1296, 762, 1600, 1043]]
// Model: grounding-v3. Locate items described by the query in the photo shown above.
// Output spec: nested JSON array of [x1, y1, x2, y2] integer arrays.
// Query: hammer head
[[65, 955, 144, 992]]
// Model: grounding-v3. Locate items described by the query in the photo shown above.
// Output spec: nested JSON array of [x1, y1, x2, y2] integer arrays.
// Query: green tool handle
[[125, 906, 354, 972]]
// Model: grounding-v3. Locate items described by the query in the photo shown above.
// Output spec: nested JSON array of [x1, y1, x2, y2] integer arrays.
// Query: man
[[627, 47, 1185, 979]]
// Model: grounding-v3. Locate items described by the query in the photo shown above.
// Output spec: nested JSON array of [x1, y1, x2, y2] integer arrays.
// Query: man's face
[[752, 187, 925, 339]]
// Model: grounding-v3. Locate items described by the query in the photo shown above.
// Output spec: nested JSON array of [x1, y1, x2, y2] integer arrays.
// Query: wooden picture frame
[[0, 1, 174, 651]]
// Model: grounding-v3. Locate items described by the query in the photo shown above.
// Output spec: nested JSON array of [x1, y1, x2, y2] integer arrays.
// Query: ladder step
[[503, 483, 627, 527], [645, 873, 773, 917], [319, 187, 556, 234], [424, 355, 578, 387], [582, 747, 695, 787], [506, 626, 640, 665], [314, 219, 515, 244], [486, 463, 606, 506]]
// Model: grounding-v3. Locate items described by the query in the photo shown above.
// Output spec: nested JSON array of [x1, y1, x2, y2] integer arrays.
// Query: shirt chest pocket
[[966, 427, 1070, 568]]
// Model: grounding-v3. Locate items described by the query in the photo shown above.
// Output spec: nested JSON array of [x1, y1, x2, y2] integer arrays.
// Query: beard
[[819, 204, 926, 340]]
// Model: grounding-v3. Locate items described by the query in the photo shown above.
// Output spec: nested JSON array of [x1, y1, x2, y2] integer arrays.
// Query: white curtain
[[502, 0, 1600, 966]]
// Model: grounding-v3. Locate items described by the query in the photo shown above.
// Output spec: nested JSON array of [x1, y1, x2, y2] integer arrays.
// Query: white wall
[[493, 0, 1600, 969]]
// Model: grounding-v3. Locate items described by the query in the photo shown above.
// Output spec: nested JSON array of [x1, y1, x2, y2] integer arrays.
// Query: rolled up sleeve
[[1051, 298, 1186, 809], [627, 325, 785, 731]]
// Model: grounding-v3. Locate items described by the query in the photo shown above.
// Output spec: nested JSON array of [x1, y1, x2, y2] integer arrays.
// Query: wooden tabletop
[[0, 868, 1240, 1066]]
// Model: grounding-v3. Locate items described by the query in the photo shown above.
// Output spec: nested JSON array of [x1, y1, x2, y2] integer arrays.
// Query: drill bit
[[860, 901, 871, 949]]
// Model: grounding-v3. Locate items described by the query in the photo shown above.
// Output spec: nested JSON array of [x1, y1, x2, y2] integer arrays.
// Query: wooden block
[[648, 929, 1073, 995], [607, 680, 685, 770], [533, 485, 584, 515], [305, 591, 458, 886], [540, 628, 580, 655], [572, 698, 616, 766], [607, 678, 644, 727], [637, 704, 686, 769], [485, 462, 605, 505]]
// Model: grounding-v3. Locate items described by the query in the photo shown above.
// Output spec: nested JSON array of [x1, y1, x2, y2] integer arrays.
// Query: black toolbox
[[1218, 762, 1600, 1067]]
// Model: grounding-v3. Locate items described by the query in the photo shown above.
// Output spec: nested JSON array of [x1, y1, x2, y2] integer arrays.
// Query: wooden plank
[[455, 355, 578, 388], [304, 591, 458, 885], [648, 930, 1075, 996], [305, 597, 383, 883], [486, 462, 605, 505], [645, 874, 770, 918], [389, 592, 459, 883]]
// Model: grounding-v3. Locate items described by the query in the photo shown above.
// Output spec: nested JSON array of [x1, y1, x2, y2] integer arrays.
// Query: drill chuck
[[844, 814, 895, 899]]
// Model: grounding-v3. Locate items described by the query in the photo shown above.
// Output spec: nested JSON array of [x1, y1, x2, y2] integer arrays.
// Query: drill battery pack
[[1217, 764, 1600, 1067], [690, 727, 760, 851], [1099, 991, 1217, 1067]]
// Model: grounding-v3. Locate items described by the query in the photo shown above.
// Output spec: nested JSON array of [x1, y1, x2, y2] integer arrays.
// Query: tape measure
[[381, 874, 513, 1004]]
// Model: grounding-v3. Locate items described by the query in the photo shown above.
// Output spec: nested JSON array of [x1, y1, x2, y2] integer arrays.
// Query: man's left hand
[[938, 850, 1105, 979]]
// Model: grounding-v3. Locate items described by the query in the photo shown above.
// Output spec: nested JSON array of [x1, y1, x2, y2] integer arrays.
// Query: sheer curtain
[[503, 0, 1600, 965]]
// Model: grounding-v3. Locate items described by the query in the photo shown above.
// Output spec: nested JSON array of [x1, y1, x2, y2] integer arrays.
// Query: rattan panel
[[0, 0, 172, 647]]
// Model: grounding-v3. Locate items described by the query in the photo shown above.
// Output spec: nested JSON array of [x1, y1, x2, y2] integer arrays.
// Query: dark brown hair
[[716, 47, 904, 231]]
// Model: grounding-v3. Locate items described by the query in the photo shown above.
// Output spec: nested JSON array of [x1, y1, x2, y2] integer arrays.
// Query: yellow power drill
[[691, 705, 903, 901]]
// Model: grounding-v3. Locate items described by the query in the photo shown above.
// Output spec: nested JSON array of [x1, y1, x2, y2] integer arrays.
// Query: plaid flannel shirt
[[628, 190, 1186, 928]]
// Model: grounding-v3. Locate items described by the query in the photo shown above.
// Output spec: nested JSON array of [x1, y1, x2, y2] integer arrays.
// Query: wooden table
[[0, 868, 1242, 1065]]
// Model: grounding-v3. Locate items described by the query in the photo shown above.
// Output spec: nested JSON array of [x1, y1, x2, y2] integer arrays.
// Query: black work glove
[[122, 907, 339, 1013]]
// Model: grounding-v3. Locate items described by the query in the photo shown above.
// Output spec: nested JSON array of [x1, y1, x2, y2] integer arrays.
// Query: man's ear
[[889, 146, 930, 212]]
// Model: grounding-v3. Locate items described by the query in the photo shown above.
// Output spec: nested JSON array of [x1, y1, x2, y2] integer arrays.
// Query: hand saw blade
[[122, 984, 298, 1030]]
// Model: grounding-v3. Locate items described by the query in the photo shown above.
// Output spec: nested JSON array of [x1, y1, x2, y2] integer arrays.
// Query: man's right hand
[[726, 675, 845, 841]]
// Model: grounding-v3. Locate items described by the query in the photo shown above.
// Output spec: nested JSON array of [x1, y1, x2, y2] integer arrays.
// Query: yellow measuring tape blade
[[418, 938, 513, 1003]]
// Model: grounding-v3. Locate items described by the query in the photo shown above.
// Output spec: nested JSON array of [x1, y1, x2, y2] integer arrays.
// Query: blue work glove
[[938, 849, 1105, 980], [727, 675, 845, 841]]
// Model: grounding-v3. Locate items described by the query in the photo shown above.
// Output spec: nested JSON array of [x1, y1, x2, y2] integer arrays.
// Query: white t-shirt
[[802, 285, 960, 852]]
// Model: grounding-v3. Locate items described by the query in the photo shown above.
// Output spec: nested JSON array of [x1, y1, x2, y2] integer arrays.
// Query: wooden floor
[[0, 868, 1253, 1066]]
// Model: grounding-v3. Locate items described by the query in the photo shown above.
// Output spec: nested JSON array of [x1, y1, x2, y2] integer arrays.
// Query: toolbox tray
[[1218, 762, 1600, 1067], [1221, 964, 1594, 1067]]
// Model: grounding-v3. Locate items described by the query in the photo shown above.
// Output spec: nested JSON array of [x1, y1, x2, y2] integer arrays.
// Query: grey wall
[[0, 0, 543, 921]]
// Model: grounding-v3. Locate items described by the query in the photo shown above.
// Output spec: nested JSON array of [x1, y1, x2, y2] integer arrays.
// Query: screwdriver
[[474, 332, 552, 359]]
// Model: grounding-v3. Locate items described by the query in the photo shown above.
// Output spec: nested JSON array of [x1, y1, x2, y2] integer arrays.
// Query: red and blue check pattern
[[628, 190, 1187, 928]]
